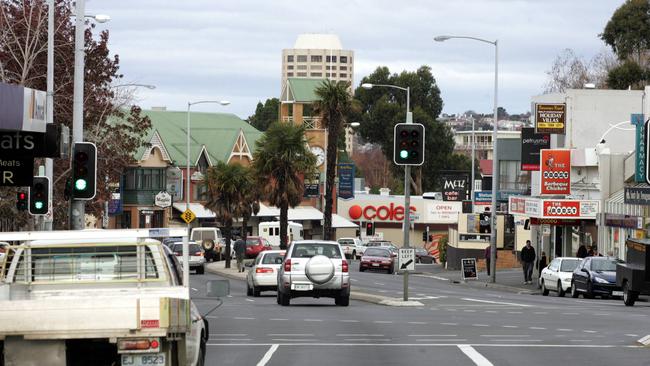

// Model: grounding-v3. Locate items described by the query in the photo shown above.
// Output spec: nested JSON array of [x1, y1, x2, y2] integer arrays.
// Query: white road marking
[[256, 344, 279, 366], [625, 334, 639, 337], [408, 334, 457, 337], [304, 319, 323, 322], [570, 340, 591, 342], [234, 317, 255, 320], [534, 312, 548, 315], [373, 320, 393, 324], [268, 334, 313, 337], [350, 278, 358, 282], [480, 335, 530, 337], [488, 339, 542, 342], [530, 327, 546, 330], [485, 311, 498, 314], [583, 330, 597, 333], [502, 326, 518, 328], [374, 282, 386, 285], [227, 295, 233, 298], [464, 310, 477, 312], [343, 338, 392, 342], [191, 288, 198, 292], [414, 274, 450, 281], [441, 323, 458, 326], [271, 338, 318, 342], [417, 339, 466, 342], [472, 324, 490, 327], [210, 338, 252, 341], [408, 321, 428, 325], [557, 329, 573, 332], [378, 290, 388, 293], [461, 298, 531, 307], [507, 311, 522, 314], [337, 334, 385, 337], [339, 320, 359, 323], [211, 334, 247, 336], [562, 313, 579, 315], [245, 299, 255, 302], [209, 343, 639, 348], [458, 344, 494, 366], [269, 318, 288, 321]]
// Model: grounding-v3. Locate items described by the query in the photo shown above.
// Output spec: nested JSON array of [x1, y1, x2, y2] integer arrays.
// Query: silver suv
[[277, 240, 351, 306]]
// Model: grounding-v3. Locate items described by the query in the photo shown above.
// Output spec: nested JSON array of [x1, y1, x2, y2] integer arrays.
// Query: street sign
[[461, 258, 478, 280], [0, 157, 33, 186], [398, 248, 416, 271], [154, 191, 172, 208], [181, 209, 196, 224]]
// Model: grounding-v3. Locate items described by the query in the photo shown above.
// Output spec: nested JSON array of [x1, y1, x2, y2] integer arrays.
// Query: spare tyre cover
[[202, 239, 215, 251], [305, 255, 335, 284]]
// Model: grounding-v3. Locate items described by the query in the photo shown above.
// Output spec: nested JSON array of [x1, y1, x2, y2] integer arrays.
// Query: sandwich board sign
[[461, 258, 478, 280]]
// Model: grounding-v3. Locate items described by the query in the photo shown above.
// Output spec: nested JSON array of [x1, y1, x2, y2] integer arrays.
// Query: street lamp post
[[184, 100, 230, 287], [361, 83, 412, 301], [435, 35, 499, 283]]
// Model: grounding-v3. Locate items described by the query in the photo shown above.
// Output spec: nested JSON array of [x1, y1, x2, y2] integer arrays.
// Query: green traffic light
[[400, 150, 409, 159], [75, 179, 87, 191], [34, 201, 44, 210]]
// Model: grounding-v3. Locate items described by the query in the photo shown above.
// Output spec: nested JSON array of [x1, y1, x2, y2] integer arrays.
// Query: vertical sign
[[337, 163, 355, 199], [520, 127, 551, 171], [632, 113, 646, 182], [540, 149, 571, 195], [535, 103, 566, 134]]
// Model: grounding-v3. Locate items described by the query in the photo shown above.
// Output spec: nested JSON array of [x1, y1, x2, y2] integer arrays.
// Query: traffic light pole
[[70, 0, 86, 230], [402, 87, 411, 302]]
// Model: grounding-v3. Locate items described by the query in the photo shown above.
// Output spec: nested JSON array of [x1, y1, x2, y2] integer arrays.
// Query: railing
[[281, 116, 323, 129], [455, 142, 493, 150]]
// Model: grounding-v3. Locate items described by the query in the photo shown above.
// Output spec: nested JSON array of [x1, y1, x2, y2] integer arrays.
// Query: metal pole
[[489, 40, 499, 283], [471, 119, 475, 210], [402, 87, 411, 301], [70, 0, 85, 230], [183, 102, 191, 288], [44, 0, 54, 231]]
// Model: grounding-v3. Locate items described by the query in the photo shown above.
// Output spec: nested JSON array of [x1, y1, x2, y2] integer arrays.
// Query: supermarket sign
[[509, 196, 598, 219]]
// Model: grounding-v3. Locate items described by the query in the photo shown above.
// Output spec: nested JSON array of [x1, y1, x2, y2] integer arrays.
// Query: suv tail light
[[284, 259, 292, 272], [342, 259, 349, 273]]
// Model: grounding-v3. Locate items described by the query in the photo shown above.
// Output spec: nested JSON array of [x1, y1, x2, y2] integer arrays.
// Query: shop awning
[[605, 189, 643, 216], [255, 204, 358, 228], [172, 203, 216, 218], [332, 214, 359, 228]]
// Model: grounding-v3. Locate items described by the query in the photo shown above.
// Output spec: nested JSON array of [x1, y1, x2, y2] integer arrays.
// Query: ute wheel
[[557, 281, 565, 297], [276, 291, 281, 305], [335, 293, 350, 307], [571, 282, 579, 298], [541, 280, 549, 296], [623, 281, 638, 307], [197, 338, 206, 366], [279, 291, 290, 306]]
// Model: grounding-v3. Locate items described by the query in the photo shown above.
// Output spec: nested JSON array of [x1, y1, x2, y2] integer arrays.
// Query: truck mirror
[[206, 280, 230, 298]]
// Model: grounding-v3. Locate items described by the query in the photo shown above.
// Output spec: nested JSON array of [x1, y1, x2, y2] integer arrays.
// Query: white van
[[259, 221, 303, 247]]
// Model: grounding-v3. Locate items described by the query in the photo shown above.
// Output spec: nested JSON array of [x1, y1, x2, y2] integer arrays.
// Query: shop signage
[[0, 82, 47, 133], [509, 196, 597, 219], [474, 191, 491, 205], [154, 191, 172, 208], [108, 183, 122, 215], [426, 202, 462, 223], [521, 127, 551, 171], [540, 149, 571, 195], [461, 258, 478, 280], [166, 167, 183, 200], [303, 173, 320, 198], [624, 186, 650, 205], [348, 203, 416, 222], [632, 114, 645, 182], [441, 172, 470, 201], [337, 163, 355, 200], [535, 103, 565, 134], [530, 218, 581, 226], [604, 214, 643, 229], [0, 157, 33, 186]]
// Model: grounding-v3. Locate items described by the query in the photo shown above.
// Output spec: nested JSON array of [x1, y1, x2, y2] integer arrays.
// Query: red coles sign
[[348, 203, 417, 221]]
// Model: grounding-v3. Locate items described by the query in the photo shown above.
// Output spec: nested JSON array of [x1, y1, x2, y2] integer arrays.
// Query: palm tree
[[238, 175, 261, 241], [253, 122, 316, 249], [203, 161, 253, 268], [313, 79, 358, 240]]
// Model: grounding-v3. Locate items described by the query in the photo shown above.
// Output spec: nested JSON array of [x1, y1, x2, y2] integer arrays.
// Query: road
[[190, 262, 650, 366]]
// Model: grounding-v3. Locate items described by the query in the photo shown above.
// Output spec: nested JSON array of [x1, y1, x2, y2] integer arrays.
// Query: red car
[[246, 236, 273, 259], [359, 247, 396, 274]]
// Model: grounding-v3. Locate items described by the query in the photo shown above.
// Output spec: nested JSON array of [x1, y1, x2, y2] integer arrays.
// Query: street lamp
[[183, 100, 230, 286], [111, 83, 156, 90], [361, 82, 413, 301], [435, 34, 499, 283]]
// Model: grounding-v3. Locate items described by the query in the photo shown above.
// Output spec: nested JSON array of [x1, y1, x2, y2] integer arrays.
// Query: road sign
[[181, 209, 196, 224], [461, 258, 478, 280], [398, 248, 416, 271]]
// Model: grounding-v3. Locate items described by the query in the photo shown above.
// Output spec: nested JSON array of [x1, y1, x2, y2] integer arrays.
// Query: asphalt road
[[190, 262, 650, 366]]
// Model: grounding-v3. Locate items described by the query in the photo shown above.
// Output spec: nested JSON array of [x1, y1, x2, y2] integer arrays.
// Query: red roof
[[480, 159, 493, 176]]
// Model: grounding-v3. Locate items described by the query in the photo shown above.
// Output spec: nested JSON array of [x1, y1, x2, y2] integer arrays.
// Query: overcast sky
[[91, 0, 625, 119]]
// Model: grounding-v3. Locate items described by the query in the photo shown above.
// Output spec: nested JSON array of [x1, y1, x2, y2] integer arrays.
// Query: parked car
[[571, 256, 623, 299], [539, 257, 581, 297], [0, 242, 8, 263], [338, 237, 363, 260], [617, 238, 650, 306], [170, 242, 206, 274], [245, 236, 273, 259], [359, 247, 396, 274], [415, 248, 436, 264], [276, 240, 350, 306], [246, 250, 286, 296], [162, 237, 183, 247]]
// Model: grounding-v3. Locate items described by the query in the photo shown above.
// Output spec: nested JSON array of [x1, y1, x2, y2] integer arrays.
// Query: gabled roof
[[136, 110, 263, 167], [283, 78, 327, 103]]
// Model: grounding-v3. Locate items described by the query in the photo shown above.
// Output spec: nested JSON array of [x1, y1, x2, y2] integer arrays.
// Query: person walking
[[233, 236, 246, 272], [521, 240, 536, 284], [537, 251, 547, 278], [484, 245, 497, 276], [576, 244, 588, 258]]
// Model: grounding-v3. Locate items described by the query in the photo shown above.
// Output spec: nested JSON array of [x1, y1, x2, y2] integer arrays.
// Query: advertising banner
[[535, 103, 566, 134], [337, 163, 355, 200], [632, 114, 645, 182], [520, 127, 550, 171], [540, 149, 571, 195], [441, 172, 470, 201]]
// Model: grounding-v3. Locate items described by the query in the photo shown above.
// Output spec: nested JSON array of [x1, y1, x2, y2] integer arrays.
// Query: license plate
[[372, 263, 380, 267], [612, 291, 623, 296], [293, 284, 312, 291], [121, 353, 166, 366]]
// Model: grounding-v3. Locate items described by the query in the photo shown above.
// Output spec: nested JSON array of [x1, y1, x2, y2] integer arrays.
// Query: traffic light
[[29, 176, 50, 215], [71, 142, 97, 200], [393, 123, 425, 166], [365, 222, 375, 236], [422, 231, 427, 241], [16, 191, 27, 211]]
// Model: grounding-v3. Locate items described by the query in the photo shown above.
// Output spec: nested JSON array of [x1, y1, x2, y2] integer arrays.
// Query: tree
[[313, 79, 358, 240], [0, 0, 151, 229], [600, 0, 650, 64], [203, 161, 253, 268], [544, 48, 615, 92], [253, 123, 316, 249], [607, 59, 648, 89], [247, 98, 280, 131]]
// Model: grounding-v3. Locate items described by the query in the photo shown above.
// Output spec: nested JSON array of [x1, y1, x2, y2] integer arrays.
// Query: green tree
[[203, 161, 253, 268], [600, 0, 650, 64], [313, 80, 358, 240], [247, 98, 280, 131], [607, 59, 648, 89], [253, 123, 316, 249]]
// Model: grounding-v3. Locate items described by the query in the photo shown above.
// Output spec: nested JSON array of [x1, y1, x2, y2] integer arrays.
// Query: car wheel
[[253, 286, 261, 297], [280, 291, 290, 306], [276, 291, 281, 305], [359, 265, 365, 272], [584, 281, 594, 299], [557, 280, 565, 297], [335, 293, 350, 307], [196, 338, 206, 366], [541, 280, 549, 296], [388, 266, 394, 275], [196, 266, 205, 275], [571, 282, 579, 298], [623, 281, 638, 307]]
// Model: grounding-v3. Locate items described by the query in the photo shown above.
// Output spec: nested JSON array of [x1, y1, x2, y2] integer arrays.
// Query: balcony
[[282, 116, 323, 129], [455, 142, 493, 150]]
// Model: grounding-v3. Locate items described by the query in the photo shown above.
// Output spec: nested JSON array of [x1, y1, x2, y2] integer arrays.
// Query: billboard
[[440, 172, 470, 201], [0, 82, 46, 133], [540, 149, 571, 195], [535, 103, 565, 134], [520, 127, 550, 171], [337, 163, 355, 200]]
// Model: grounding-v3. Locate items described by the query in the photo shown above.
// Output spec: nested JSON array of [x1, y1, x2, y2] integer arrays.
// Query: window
[[297, 72, 307, 77], [311, 72, 322, 77], [339, 73, 347, 78], [297, 55, 307, 62], [311, 55, 322, 62], [262, 253, 284, 265], [328, 73, 336, 78], [297, 65, 307, 70], [124, 168, 165, 190], [287, 72, 294, 77], [326, 55, 337, 63], [560, 259, 580, 272], [287, 65, 294, 70], [291, 243, 341, 259], [340, 56, 348, 63], [325, 66, 337, 70], [310, 65, 322, 70], [339, 66, 347, 71], [193, 182, 208, 201], [287, 55, 294, 62]]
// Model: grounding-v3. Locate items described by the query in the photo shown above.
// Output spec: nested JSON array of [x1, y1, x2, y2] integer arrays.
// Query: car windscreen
[[292, 243, 342, 259], [560, 259, 581, 272], [591, 259, 618, 271], [172, 243, 202, 254], [246, 239, 260, 246], [364, 248, 390, 257], [262, 253, 284, 265], [338, 240, 354, 246]]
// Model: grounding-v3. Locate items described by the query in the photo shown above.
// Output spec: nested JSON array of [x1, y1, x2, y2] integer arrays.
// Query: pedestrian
[[576, 244, 588, 258], [537, 251, 547, 278], [484, 245, 497, 276], [233, 236, 246, 272], [587, 245, 595, 257], [521, 240, 536, 284]]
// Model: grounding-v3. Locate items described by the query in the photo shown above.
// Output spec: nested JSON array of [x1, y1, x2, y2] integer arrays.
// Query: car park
[[415, 247, 436, 264], [617, 238, 650, 306], [359, 247, 395, 274], [246, 250, 286, 296], [571, 256, 623, 299], [276, 240, 350, 306], [338, 237, 363, 259], [245, 236, 273, 259], [539, 257, 581, 297], [170, 242, 206, 274]]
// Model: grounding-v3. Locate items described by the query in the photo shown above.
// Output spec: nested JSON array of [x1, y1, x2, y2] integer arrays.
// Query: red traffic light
[[19, 193, 26, 200]]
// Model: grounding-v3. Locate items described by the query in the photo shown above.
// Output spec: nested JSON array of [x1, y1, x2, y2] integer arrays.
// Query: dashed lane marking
[[408, 321, 428, 325], [268, 334, 313, 337], [408, 334, 457, 337], [245, 299, 255, 302], [557, 329, 573, 332], [339, 320, 359, 323], [502, 326, 518, 328], [373, 320, 393, 324], [269, 318, 288, 321], [441, 323, 458, 326], [480, 335, 530, 337], [304, 319, 323, 322], [337, 334, 385, 337], [234, 317, 255, 320], [583, 330, 597, 333], [530, 327, 546, 330], [417, 339, 467, 342], [472, 324, 490, 327]]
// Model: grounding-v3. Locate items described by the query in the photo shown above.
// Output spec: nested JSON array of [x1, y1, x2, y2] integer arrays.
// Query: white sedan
[[246, 250, 286, 297], [540, 257, 582, 297]]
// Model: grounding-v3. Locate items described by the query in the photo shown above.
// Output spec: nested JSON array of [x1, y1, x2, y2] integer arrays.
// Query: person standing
[[233, 236, 246, 272], [484, 245, 497, 276], [521, 240, 536, 284], [537, 251, 547, 279], [576, 244, 588, 258]]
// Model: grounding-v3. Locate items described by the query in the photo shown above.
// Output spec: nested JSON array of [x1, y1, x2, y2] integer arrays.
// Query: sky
[[90, 0, 626, 120]]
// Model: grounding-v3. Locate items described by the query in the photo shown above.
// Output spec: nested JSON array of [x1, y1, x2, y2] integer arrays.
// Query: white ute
[[0, 228, 227, 366]]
